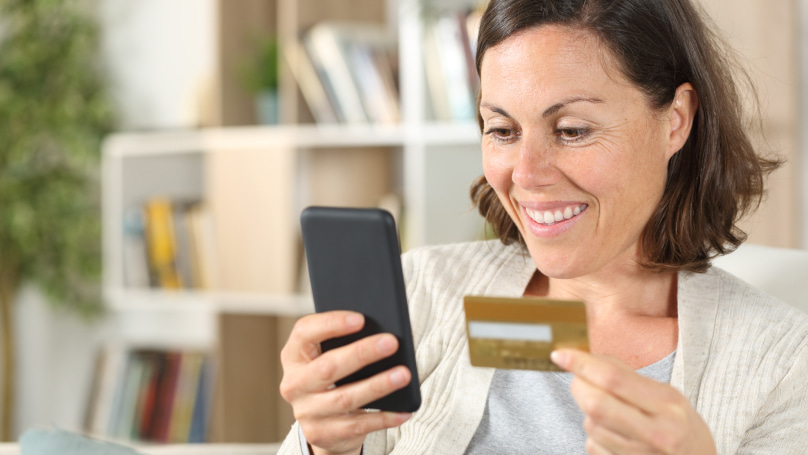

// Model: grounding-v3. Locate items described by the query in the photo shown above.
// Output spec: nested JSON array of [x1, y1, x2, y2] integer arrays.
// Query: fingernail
[[346, 314, 363, 329], [551, 350, 569, 368], [397, 412, 412, 423], [390, 369, 406, 386], [378, 336, 396, 354]]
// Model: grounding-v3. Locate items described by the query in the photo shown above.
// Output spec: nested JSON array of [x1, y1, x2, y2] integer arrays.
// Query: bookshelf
[[96, 0, 486, 446]]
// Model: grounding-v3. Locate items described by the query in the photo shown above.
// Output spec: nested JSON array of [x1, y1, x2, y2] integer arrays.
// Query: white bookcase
[[102, 122, 482, 319], [98, 0, 485, 444]]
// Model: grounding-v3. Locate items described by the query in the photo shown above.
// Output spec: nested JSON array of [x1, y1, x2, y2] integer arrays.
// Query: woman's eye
[[484, 127, 518, 143], [557, 127, 590, 142]]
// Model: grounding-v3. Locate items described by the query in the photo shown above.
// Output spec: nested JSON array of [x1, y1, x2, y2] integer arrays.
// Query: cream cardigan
[[279, 241, 808, 454]]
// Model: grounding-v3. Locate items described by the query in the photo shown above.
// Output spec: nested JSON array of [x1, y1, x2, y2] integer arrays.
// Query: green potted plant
[[243, 35, 280, 124], [0, 0, 113, 440]]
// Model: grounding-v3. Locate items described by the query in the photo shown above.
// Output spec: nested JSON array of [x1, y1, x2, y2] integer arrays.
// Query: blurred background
[[0, 0, 804, 446]]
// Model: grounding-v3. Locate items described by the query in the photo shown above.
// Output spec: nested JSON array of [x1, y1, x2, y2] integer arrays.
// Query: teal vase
[[256, 89, 279, 124]]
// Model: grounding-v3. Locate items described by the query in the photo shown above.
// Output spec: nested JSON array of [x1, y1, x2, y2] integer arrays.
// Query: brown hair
[[470, 0, 781, 272]]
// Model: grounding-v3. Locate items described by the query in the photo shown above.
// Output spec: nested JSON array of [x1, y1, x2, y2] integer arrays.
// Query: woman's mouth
[[525, 204, 588, 226]]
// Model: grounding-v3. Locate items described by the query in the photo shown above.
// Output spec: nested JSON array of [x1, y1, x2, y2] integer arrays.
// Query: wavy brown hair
[[470, 0, 781, 272]]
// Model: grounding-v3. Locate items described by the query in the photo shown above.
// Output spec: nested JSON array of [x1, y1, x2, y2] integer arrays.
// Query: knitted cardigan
[[279, 241, 808, 454]]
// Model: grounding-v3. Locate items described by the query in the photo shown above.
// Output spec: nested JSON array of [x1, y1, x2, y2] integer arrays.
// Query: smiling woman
[[471, 0, 778, 274], [478, 25, 690, 282], [275, 1, 808, 454]]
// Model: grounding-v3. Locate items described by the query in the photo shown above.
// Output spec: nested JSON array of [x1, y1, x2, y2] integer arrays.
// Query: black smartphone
[[300, 206, 421, 413]]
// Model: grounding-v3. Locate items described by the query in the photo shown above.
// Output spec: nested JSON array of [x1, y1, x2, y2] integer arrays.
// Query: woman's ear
[[667, 82, 699, 159]]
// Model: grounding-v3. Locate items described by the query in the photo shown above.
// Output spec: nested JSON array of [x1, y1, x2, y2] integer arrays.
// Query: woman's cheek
[[482, 148, 514, 195]]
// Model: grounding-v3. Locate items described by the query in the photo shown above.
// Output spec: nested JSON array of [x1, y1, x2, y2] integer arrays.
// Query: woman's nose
[[511, 136, 561, 189]]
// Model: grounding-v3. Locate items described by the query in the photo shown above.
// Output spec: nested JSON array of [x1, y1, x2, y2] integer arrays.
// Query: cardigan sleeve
[[737, 340, 808, 454], [277, 421, 306, 455]]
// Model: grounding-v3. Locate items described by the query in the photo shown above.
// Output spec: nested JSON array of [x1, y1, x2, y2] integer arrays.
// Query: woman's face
[[480, 26, 684, 279]]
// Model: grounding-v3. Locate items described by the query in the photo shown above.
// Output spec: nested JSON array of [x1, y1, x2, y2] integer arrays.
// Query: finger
[[570, 375, 654, 443], [289, 332, 400, 395], [583, 416, 649, 454], [301, 364, 412, 417], [303, 410, 412, 450], [281, 311, 365, 364], [553, 349, 678, 413], [585, 438, 616, 455]]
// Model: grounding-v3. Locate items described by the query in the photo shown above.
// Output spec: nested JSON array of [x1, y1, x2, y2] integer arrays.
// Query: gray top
[[464, 351, 676, 454]]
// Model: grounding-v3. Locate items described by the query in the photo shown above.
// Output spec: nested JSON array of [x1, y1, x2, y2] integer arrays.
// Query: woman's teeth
[[525, 204, 587, 226]]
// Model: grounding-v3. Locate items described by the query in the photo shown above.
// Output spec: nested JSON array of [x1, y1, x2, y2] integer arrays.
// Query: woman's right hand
[[279, 311, 414, 455]]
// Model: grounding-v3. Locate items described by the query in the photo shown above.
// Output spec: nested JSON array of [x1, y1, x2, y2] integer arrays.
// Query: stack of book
[[122, 198, 217, 290], [86, 348, 215, 443], [422, 9, 482, 122], [287, 22, 400, 125]]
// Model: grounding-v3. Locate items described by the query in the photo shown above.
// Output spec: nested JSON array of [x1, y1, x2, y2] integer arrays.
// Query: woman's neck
[[525, 263, 678, 318], [524, 264, 679, 368]]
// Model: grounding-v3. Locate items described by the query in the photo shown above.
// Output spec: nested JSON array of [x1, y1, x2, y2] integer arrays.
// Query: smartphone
[[300, 206, 421, 413]]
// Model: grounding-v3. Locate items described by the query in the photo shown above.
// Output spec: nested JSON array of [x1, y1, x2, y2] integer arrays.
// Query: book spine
[[143, 198, 183, 289], [152, 351, 182, 442], [167, 352, 204, 442], [138, 352, 166, 440], [122, 208, 150, 288], [187, 356, 215, 442]]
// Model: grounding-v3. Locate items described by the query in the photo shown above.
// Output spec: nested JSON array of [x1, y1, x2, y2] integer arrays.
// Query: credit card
[[464, 296, 589, 372]]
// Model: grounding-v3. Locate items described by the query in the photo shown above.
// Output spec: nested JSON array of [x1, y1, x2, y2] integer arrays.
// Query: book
[[136, 351, 166, 439], [172, 203, 195, 289], [143, 198, 183, 289], [284, 39, 340, 124], [188, 356, 216, 442], [129, 352, 156, 439], [151, 352, 182, 442], [86, 345, 127, 436], [110, 352, 146, 439], [122, 208, 150, 288]]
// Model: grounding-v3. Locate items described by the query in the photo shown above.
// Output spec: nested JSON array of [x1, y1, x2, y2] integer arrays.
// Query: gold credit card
[[464, 296, 589, 372]]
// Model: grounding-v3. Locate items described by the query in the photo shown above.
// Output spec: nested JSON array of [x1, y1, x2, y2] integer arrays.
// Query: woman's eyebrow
[[480, 97, 604, 119], [542, 97, 604, 117], [479, 103, 513, 118]]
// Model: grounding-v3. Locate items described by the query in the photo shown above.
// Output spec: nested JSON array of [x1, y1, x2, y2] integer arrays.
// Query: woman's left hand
[[551, 349, 717, 455]]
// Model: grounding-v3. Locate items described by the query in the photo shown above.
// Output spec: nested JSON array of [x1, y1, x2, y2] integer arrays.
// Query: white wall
[[14, 286, 111, 438], [11, 2, 220, 438], [97, 0, 218, 130], [697, 0, 802, 248]]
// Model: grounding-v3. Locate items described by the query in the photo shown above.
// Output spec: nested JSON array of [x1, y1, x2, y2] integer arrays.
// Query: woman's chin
[[529, 256, 587, 280]]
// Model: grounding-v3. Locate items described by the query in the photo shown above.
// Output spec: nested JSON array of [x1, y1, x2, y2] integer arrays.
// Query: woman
[[278, 0, 808, 453]]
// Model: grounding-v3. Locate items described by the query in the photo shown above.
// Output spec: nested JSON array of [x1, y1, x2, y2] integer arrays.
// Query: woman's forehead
[[479, 26, 635, 108]]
